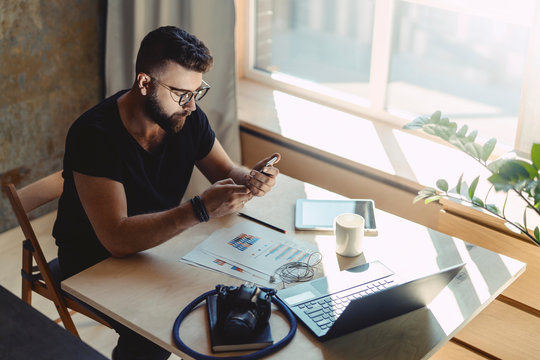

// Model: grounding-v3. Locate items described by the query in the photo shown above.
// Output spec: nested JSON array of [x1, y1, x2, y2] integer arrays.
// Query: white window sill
[[238, 78, 488, 192], [237, 78, 538, 237]]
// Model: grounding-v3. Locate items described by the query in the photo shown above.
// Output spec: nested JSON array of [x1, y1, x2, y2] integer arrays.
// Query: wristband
[[198, 196, 210, 222], [191, 196, 209, 222]]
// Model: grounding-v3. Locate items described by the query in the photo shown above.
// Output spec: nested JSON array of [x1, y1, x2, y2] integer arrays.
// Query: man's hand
[[200, 178, 253, 218], [245, 153, 281, 197]]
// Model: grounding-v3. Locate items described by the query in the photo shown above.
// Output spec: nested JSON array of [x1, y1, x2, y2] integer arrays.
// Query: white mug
[[334, 213, 365, 257]]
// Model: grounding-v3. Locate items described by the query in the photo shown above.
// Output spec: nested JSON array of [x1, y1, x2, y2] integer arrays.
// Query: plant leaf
[[456, 174, 463, 195], [465, 142, 480, 159], [436, 179, 449, 192], [534, 184, 540, 208], [525, 180, 537, 192], [441, 124, 456, 140], [485, 204, 500, 214], [498, 160, 533, 181], [472, 196, 484, 208], [403, 115, 430, 130], [488, 174, 515, 192], [474, 143, 484, 160], [448, 135, 466, 151], [467, 130, 478, 142], [413, 194, 428, 204], [457, 124, 468, 137], [487, 158, 506, 173], [523, 207, 528, 231], [481, 138, 497, 161], [531, 143, 540, 169], [535, 226, 540, 245], [419, 187, 437, 196], [469, 176, 480, 199], [430, 111, 441, 124], [514, 160, 538, 178], [447, 121, 457, 135], [424, 195, 442, 204], [422, 123, 438, 136], [433, 125, 450, 141], [517, 179, 532, 192]]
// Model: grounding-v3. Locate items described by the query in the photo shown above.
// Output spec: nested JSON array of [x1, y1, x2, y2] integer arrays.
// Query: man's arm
[[74, 171, 251, 257], [196, 139, 280, 196]]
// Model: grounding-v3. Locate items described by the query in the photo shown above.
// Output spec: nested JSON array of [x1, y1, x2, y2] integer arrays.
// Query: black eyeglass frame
[[148, 75, 210, 106]]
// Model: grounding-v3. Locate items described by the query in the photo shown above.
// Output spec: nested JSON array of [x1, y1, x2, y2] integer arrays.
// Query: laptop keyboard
[[295, 276, 396, 331]]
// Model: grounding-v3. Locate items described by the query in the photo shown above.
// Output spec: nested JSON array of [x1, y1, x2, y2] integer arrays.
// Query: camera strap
[[172, 287, 297, 360]]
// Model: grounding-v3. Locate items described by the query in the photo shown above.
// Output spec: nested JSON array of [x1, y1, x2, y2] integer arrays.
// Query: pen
[[238, 212, 286, 234]]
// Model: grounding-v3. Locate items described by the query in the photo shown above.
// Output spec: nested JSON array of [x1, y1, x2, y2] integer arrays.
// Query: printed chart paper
[[182, 247, 272, 286], [181, 221, 315, 287]]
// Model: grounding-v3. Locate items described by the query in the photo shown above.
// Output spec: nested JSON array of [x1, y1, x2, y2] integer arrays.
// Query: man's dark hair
[[135, 26, 213, 76]]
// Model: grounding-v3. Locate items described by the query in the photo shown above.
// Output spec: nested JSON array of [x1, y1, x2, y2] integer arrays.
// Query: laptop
[[276, 260, 465, 341]]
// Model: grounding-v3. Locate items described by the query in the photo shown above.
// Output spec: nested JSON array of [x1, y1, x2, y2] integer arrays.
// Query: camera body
[[216, 284, 271, 340]]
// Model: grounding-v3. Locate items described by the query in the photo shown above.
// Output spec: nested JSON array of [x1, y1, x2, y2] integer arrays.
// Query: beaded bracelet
[[190, 195, 209, 222]]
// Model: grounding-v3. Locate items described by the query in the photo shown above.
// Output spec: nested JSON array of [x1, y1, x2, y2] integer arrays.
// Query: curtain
[[106, 0, 240, 197], [517, 2, 540, 153]]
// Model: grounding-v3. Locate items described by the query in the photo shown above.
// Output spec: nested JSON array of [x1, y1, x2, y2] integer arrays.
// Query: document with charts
[[181, 221, 315, 286]]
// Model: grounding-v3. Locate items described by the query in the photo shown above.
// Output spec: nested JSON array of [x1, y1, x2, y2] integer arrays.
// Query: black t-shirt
[[53, 90, 215, 278]]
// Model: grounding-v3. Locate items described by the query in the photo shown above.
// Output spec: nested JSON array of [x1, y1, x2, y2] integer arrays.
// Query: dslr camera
[[216, 283, 272, 340]]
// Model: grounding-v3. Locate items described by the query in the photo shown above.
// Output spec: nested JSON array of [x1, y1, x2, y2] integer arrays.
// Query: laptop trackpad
[[309, 261, 393, 296], [278, 261, 395, 306], [313, 262, 395, 294], [310, 277, 330, 294]]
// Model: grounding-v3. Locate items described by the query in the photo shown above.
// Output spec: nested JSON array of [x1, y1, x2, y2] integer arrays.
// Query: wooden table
[[62, 175, 526, 359]]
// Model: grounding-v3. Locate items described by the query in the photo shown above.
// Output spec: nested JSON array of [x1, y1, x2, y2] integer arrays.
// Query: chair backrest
[[19, 171, 64, 213], [5, 172, 64, 282], [5, 171, 63, 235], [2, 171, 79, 332], [4, 171, 110, 337], [4, 171, 63, 287]]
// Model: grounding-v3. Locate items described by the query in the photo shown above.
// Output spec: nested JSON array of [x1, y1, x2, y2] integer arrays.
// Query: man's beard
[[145, 90, 190, 134]]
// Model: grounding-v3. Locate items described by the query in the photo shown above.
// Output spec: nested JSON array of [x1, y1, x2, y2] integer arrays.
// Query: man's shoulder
[[70, 90, 127, 134]]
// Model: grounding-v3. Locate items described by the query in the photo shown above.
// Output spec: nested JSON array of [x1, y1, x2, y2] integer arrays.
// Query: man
[[53, 26, 280, 360]]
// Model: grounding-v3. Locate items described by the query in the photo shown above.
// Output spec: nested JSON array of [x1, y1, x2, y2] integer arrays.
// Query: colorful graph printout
[[182, 221, 316, 287], [265, 244, 310, 262], [224, 232, 307, 262], [228, 233, 259, 251], [214, 258, 250, 275], [198, 222, 315, 279]]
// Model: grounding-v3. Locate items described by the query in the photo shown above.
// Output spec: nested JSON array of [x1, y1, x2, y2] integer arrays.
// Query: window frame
[[241, 0, 540, 155]]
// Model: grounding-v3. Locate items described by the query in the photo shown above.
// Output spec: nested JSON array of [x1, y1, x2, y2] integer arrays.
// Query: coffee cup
[[334, 213, 365, 257]]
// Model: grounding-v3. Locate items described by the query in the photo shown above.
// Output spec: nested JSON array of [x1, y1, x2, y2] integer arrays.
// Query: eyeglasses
[[148, 76, 210, 106]]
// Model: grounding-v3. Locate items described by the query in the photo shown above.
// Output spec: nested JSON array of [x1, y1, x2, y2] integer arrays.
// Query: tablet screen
[[295, 199, 377, 234]]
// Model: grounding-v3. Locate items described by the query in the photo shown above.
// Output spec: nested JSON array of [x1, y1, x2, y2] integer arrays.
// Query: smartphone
[[258, 156, 278, 174]]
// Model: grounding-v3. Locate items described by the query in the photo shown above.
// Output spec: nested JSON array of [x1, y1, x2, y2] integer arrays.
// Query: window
[[245, 0, 540, 154], [255, 0, 375, 102]]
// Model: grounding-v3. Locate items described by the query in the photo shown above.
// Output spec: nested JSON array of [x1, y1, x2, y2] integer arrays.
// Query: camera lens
[[224, 308, 258, 340]]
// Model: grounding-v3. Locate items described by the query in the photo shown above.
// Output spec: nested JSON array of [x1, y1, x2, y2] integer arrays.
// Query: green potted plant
[[403, 111, 540, 246]]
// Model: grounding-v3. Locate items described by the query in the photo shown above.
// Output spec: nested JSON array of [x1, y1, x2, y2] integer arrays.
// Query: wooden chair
[[3, 171, 110, 338]]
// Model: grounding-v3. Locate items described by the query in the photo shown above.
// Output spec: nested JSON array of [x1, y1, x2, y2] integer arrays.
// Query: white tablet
[[295, 199, 378, 235]]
